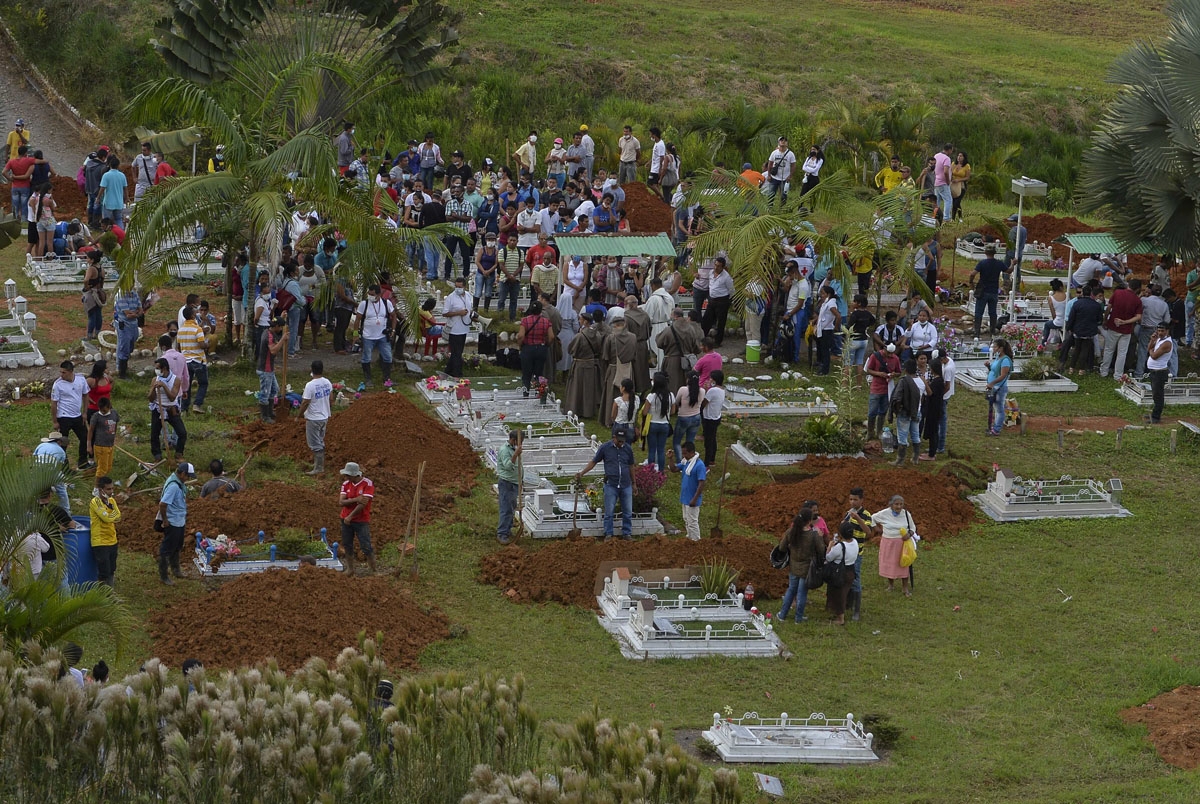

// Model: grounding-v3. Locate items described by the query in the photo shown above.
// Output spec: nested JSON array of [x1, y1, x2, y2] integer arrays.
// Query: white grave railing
[[1116, 376, 1200, 407], [702, 711, 878, 764], [973, 470, 1130, 521]]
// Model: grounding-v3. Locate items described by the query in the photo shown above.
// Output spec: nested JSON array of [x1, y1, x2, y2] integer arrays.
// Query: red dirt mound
[[623, 181, 674, 234], [979, 213, 1157, 282], [1122, 686, 1200, 770], [1022, 415, 1133, 433], [478, 534, 784, 609], [727, 457, 977, 542], [49, 174, 88, 221], [150, 565, 449, 672], [121, 480, 432, 555], [237, 391, 479, 499]]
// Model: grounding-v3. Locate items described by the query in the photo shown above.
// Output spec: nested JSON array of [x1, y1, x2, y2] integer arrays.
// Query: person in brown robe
[[599, 317, 639, 427], [623, 296, 652, 396], [565, 311, 604, 418], [655, 307, 701, 392], [539, 291, 563, 379]]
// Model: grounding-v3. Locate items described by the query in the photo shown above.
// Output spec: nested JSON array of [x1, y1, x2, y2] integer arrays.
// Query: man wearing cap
[[617, 125, 640, 185], [969, 244, 1011, 339], [1006, 213, 1027, 271], [1147, 321, 1174, 423], [132, 142, 158, 202], [765, 137, 796, 204], [545, 137, 568, 190], [513, 130, 538, 176], [51, 360, 91, 470], [494, 430, 523, 545], [156, 461, 196, 584], [578, 125, 595, 182], [575, 425, 637, 540], [338, 461, 376, 574], [34, 430, 71, 512], [865, 342, 902, 441], [83, 147, 110, 227], [445, 149, 472, 189], [6, 118, 29, 161]]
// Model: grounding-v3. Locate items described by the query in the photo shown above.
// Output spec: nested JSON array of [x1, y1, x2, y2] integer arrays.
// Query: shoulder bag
[[820, 543, 848, 587], [670, 324, 698, 371]]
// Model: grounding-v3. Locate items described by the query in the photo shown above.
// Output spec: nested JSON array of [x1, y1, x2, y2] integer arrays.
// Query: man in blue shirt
[[672, 440, 707, 541], [969, 244, 1011, 339], [156, 461, 195, 585], [575, 424, 636, 540]]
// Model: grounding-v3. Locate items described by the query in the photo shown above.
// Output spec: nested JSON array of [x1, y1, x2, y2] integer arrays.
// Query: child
[[700, 369, 725, 467], [803, 499, 830, 543], [419, 297, 442, 356], [87, 396, 120, 482], [611, 378, 639, 445]]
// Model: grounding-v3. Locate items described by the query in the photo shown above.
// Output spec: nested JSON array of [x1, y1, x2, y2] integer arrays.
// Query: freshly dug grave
[[49, 174, 89, 221], [1022, 415, 1134, 433], [978, 213, 1156, 283], [150, 565, 449, 672], [1122, 686, 1200, 770], [121, 480, 427, 555], [728, 457, 977, 542], [622, 181, 674, 234], [237, 391, 479, 500], [478, 534, 784, 609]]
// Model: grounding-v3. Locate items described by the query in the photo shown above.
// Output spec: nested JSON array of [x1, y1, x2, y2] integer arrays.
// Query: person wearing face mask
[[297, 360, 333, 475], [252, 272, 276, 361], [513, 130, 538, 176], [593, 193, 616, 233], [351, 284, 397, 387], [800, 145, 824, 196], [443, 276, 472, 376], [148, 357, 187, 462], [89, 476, 121, 587]]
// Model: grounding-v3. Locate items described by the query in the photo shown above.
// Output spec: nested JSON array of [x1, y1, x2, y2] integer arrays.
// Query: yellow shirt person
[[875, 160, 903, 193]]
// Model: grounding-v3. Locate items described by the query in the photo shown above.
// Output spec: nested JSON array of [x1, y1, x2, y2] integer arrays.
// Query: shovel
[[567, 481, 582, 539], [237, 439, 269, 475], [409, 461, 426, 581], [709, 446, 731, 539]]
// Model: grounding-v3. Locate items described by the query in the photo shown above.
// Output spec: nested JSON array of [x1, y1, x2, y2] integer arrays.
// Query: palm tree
[[684, 101, 787, 166], [1078, 0, 1200, 256], [0, 457, 134, 659], [969, 143, 1022, 202], [819, 100, 885, 185], [878, 101, 938, 171]]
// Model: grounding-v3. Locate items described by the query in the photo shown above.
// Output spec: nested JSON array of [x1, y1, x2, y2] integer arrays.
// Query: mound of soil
[[150, 565, 449, 672], [478, 534, 784, 608], [622, 181, 674, 234], [48, 174, 89, 221], [238, 391, 479, 500], [979, 212, 1157, 282], [1022, 415, 1133, 433], [121, 480, 432, 556], [1122, 686, 1200, 770], [727, 457, 977, 542]]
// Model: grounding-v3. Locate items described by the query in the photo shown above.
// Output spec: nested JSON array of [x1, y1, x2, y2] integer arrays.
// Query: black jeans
[[703, 295, 732, 346], [701, 416, 720, 465], [520, 344, 548, 390], [1149, 368, 1169, 422], [447, 332, 467, 376], [1069, 336, 1095, 372], [816, 330, 835, 374], [56, 415, 88, 465], [333, 308, 352, 352], [150, 409, 187, 459], [443, 234, 473, 278], [93, 544, 117, 585]]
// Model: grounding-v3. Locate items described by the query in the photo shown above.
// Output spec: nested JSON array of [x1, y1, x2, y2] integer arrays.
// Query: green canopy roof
[[1060, 233, 1158, 255], [553, 234, 677, 257]]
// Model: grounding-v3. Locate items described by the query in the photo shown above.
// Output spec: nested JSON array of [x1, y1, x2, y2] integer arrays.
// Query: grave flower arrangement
[[535, 375, 550, 403], [999, 322, 1043, 355], [632, 465, 665, 513]]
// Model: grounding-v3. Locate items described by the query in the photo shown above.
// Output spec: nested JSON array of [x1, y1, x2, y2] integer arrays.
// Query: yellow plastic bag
[[900, 537, 917, 568]]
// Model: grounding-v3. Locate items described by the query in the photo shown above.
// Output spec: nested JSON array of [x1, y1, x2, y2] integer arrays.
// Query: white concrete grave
[[436, 396, 567, 430], [730, 441, 864, 466], [703, 711, 879, 764], [957, 368, 1077, 393], [606, 598, 786, 659], [192, 533, 343, 576], [972, 468, 1131, 521], [518, 488, 662, 539], [597, 566, 751, 622], [722, 384, 837, 417], [483, 442, 598, 477], [466, 418, 591, 451], [1116, 376, 1200, 407]]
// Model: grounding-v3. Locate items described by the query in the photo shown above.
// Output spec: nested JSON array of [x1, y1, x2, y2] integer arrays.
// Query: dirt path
[[0, 22, 99, 175]]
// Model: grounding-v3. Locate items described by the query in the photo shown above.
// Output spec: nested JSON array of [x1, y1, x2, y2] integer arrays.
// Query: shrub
[[699, 559, 739, 599], [632, 465, 666, 513]]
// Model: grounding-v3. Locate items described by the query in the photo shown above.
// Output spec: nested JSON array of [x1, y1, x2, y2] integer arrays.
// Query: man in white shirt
[[764, 136, 795, 204], [513, 131, 538, 176], [579, 125, 596, 181], [51, 360, 91, 469], [1072, 254, 1103, 289], [647, 127, 666, 191], [131, 141, 158, 202], [296, 359, 334, 475], [350, 283, 396, 387], [516, 197, 541, 254], [443, 276, 473, 377], [702, 257, 736, 347], [539, 199, 562, 237], [617, 125, 640, 185], [937, 350, 955, 454]]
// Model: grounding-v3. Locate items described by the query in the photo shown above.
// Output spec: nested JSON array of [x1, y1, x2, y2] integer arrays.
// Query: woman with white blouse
[[873, 495, 917, 597], [800, 146, 824, 195], [815, 286, 840, 375], [904, 308, 938, 362]]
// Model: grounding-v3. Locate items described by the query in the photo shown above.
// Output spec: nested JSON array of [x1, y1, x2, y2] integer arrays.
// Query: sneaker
[[497, 534, 511, 545], [192, 407, 206, 415]]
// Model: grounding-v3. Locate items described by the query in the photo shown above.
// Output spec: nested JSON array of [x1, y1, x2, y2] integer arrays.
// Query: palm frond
[[0, 458, 69, 574], [0, 578, 135, 660]]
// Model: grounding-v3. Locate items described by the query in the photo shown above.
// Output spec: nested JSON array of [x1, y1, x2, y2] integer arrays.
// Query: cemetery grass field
[[7, 244, 1200, 800]]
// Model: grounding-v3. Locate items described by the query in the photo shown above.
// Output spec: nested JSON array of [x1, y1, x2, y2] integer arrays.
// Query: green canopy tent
[[552, 233, 677, 258], [1057, 233, 1159, 277]]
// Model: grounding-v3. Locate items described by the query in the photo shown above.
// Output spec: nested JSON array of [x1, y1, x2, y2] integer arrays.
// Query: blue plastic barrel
[[65, 516, 98, 585]]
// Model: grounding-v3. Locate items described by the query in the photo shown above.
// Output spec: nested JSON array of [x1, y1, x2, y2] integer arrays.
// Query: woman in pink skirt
[[873, 494, 916, 597]]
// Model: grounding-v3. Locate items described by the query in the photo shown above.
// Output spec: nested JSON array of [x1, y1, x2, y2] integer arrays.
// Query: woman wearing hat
[[545, 137, 568, 191]]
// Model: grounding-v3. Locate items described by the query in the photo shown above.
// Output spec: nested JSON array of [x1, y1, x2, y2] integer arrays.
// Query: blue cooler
[[65, 516, 98, 585]]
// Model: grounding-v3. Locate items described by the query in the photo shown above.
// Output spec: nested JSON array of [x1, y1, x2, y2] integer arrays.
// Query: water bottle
[[881, 426, 895, 454]]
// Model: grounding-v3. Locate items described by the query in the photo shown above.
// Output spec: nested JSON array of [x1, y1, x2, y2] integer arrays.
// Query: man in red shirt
[[3, 144, 36, 218], [338, 461, 376, 574], [524, 233, 556, 276], [154, 154, 177, 184], [1100, 277, 1143, 378], [864, 343, 902, 440]]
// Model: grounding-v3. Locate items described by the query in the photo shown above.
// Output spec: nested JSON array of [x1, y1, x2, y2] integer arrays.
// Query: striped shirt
[[177, 320, 206, 364], [445, 198, 472, 235], [113, 290, 140, 324]]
